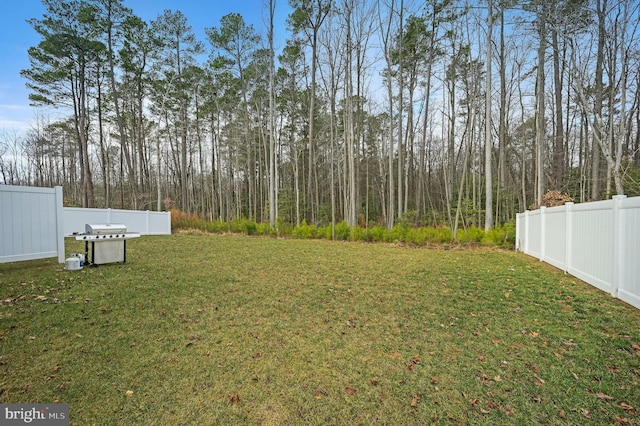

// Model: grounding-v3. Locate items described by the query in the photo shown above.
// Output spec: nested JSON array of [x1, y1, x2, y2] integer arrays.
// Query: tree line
[[2, 0, 639, 236]]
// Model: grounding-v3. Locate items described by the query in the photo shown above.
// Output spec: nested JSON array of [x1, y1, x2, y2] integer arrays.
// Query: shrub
[[255, 222, 272, 236], [292, 220, 316, 239], [367, 225, 390, 242], [397, 209, 419, 228], [483, 221, 516, 248], [241, 218, 257, 235], [405, 227, 430, 245], [228, 217, 242, 233], [390, 224, 409, 242], [335, 221, 351, 241], [410, 227, 452, 245], [171, 210, 515, 249], [206, 218, 227, 233], [351, 225, 368, 242], [457, 226, 485, 243], [276, 219, 294, 237], [319, 225, 332, 240], [171, 209, 207, 231], [324, 224, 335, 240], [433, 227, 453, 244]]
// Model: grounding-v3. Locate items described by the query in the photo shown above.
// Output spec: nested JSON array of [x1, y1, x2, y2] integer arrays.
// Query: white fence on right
[[516, 195, 640, 309]]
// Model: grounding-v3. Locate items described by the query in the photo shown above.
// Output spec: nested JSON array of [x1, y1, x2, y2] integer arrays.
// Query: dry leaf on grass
[[596, 392, 614, 402], [479, 373, 492, 387], [614, 415, 630, 424], [411, 394, 421, 407], [408, 355, 421, 371], [619, 402, 637, 414], [345, 386, 357, 396]]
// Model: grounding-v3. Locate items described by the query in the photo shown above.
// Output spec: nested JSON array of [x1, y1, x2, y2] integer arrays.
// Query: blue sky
[[0, 0, 292, 134]]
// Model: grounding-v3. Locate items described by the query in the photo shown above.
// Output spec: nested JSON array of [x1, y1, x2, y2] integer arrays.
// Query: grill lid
[[85, 223, 127, 235]]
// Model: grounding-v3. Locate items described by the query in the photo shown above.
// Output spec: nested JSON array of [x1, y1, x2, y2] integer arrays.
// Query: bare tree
[[289, 0, 332, 224], [484, 0, 494, 230]]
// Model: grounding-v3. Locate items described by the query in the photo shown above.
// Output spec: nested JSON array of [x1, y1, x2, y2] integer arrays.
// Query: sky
[[0, 0, 292, 135]]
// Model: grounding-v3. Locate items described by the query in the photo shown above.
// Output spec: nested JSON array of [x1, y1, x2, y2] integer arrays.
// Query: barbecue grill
[[75, 224, 140, 265]]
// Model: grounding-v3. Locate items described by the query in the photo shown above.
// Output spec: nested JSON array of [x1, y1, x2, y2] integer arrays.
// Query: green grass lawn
[[1, 235, 639, 425]]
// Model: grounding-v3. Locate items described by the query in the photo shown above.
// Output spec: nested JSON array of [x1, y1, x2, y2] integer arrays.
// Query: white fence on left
[[1, 185, 172, 264], [0, 185, 65, 264]]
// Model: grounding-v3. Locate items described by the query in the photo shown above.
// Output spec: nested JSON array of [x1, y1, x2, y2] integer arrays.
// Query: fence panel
[[541, 206, 567, 271], [525, 210, 541, 259], [0, 185, 64, 263], [63, 207, 171, 236], [516, 195, 640, 309], [568, 200, 614, 293], [515, 213, 525, 251], [618, 197, 640, 308]]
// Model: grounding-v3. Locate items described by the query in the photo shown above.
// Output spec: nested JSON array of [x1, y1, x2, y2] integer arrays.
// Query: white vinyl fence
[[63, 207, 171, 236], [516, 195, 640, 309], [1, 185, 65, 263], [1, 185, 171, 264]]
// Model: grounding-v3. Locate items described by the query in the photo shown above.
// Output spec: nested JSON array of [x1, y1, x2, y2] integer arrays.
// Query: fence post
[[54, 186, 65, 264], [539, 207, 546, 261], [107, 208, 112, 224], [524, 210, 530, 254], [516, 213, 523, 251], [611, 195, 626, 298], [564, 202, 574, 274], [146, 210, 150, 235]]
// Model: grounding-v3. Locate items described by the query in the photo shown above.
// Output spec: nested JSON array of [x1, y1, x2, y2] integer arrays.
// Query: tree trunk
[[551, 25, 565, 190], [105, 0, 138, 209], [268, 0, 277, 227], [484, 0, 494, 231], [591, 0, 606, 201], [535, 2, 546, 206], [397, 0, 404, 219]]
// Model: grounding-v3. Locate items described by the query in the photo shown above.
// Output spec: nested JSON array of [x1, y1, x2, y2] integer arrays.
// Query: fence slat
[[55, 186, 65, 263], [564, 202, 573, 275]]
